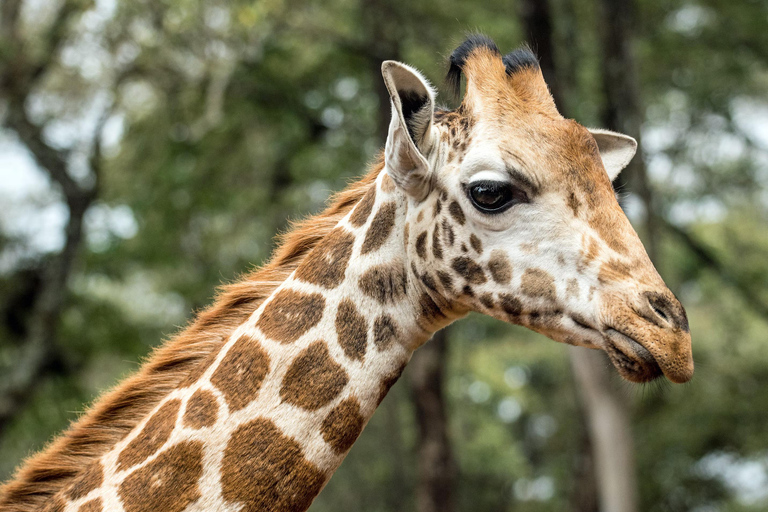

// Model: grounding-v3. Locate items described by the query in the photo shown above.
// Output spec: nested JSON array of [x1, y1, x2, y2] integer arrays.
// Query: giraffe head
[[382, 35, 693, 384]]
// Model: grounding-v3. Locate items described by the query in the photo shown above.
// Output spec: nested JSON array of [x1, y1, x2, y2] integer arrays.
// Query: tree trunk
[[598, 0, 659, 262], [569, 348, 638, 512], [520, 2, 639, 511], [408, 329, 457, 512]]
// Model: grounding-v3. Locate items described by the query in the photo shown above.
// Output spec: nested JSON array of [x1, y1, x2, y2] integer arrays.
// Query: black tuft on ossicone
[[446, 34, 501, 98], [502, 45, 540, 75]]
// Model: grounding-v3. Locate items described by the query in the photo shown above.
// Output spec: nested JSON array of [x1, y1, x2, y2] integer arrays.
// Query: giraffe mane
[[0, 158, 383, 512]]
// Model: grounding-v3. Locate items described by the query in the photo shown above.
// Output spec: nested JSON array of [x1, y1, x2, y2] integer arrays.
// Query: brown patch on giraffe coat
[[349, 187, 376, 227], [220, 418, 326, 512], [452, 257, 487, 284], [381, 173, 396, 193], [598, 259, 633, 283], [582, 235, 601, 267], [117, 399, 181, 470], [361, 202, 397, 254], [335, 298, 368, 361], [567, 192, 581, 217], [520, 268, 557, 301], [479, 293, 495, 310], [378, 363, 407, 405], [417, 210, 424, 223], [418, 293, 448, 325], [432, 228, 443, 259], [183, 389, 219, 429], [210, 335, 270, 412], [436, 270, 454, 291], [280, 341, 349, 411], [295, 228, 355, 288], [358, 262, 408, 304], [421, 272, 439, 292], [78, 498, 103, 512], [589, 212, 628, 254], [433, 199, 442, 217], [181, 342, 223, 387], [469, 234, 483, 254], [373, 315, 399, 351], [119, 440, 204, 512], [487, 250, 512, 285], [403, 222, 409, 243], [448, 201, 465, 225], [461, 243, 468, 252], [256, 289, 325, 344], [321, 398, 366, 454], [415, 232, 427, 259], [65, 461, 103, 501], [442, 219, 455, 246], [42, 497, 66, 512], [500, 294, 523, 318]]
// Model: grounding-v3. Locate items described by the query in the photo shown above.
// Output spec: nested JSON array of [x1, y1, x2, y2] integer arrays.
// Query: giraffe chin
[[602, 329, 663, 383]]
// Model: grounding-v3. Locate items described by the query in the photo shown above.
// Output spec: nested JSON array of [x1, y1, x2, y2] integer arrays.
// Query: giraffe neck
[[53, 171, 462, 512]]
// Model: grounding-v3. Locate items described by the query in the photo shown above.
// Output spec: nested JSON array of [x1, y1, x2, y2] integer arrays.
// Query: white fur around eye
[[468, 170, 509, 184]]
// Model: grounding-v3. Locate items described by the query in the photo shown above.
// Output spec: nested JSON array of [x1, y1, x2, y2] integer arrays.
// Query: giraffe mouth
[[602, 328, 663, 383], [560, 316, 662, 383]]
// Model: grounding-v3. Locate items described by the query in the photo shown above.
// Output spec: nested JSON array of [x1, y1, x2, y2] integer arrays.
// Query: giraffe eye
[[467, 180, 527, 213]]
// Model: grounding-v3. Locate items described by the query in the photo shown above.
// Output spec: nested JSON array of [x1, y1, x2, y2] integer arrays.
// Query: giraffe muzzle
[[600, 291, 694, 384]]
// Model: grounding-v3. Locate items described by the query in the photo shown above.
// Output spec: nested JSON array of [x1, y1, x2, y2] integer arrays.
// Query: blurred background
[[1, 0, 767, 510]]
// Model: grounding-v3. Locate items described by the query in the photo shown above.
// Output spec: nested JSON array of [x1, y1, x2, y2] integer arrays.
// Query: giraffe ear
[[588, 128, 638, 181], [382, 60, 437, 201]]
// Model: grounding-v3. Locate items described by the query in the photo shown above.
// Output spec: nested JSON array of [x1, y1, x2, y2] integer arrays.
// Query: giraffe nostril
[[652, 305, 668, 323], [643, 291, 689, 332]]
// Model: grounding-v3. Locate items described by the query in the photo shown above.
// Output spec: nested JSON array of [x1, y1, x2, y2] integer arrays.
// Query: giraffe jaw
[[557, 315, 663, 383], [602, 328, 664, 383]]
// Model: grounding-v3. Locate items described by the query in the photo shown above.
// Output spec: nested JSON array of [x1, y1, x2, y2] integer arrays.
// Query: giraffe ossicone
[[0, 34, 692, 512]]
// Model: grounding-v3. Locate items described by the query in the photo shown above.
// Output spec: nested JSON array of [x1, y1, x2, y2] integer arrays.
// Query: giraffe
[[0, 34, 693, 512]]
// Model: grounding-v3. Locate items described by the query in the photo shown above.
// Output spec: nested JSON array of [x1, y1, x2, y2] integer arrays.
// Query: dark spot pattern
[[117, 399, 181, 470], [415, 232, 427, 259], [469, 234, 483, 254], [321, 398, 366, 454], [479, 293, 495, 309], [66, 461, 103, 500], [335, 299, 368, 361], [432, 228, 443, 259], [500, 294, 523, 318], [442, 219, 455, 246], [220, 418, 326, 512], [295, 228, 355, 288], [436, 270, 454, 291], [520, 268, 557, 301], [487, 250, 512, 285], [280, 342, 349, 411], [257, 289, 325, 344], [349, 187, 376, 227], [373, 315, 399, 351], [78, 498, 103, 512], [181, 343, 223, 387], [210, 335, 270, 412], [448, 201, 465, 225], [183, 389, 219, 429], [358, 263, 408, 304], [568, 192, 581, 217], [119, 441, 204, 512], [452, 257, 487, 284], [361, 202, 397, 254]]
